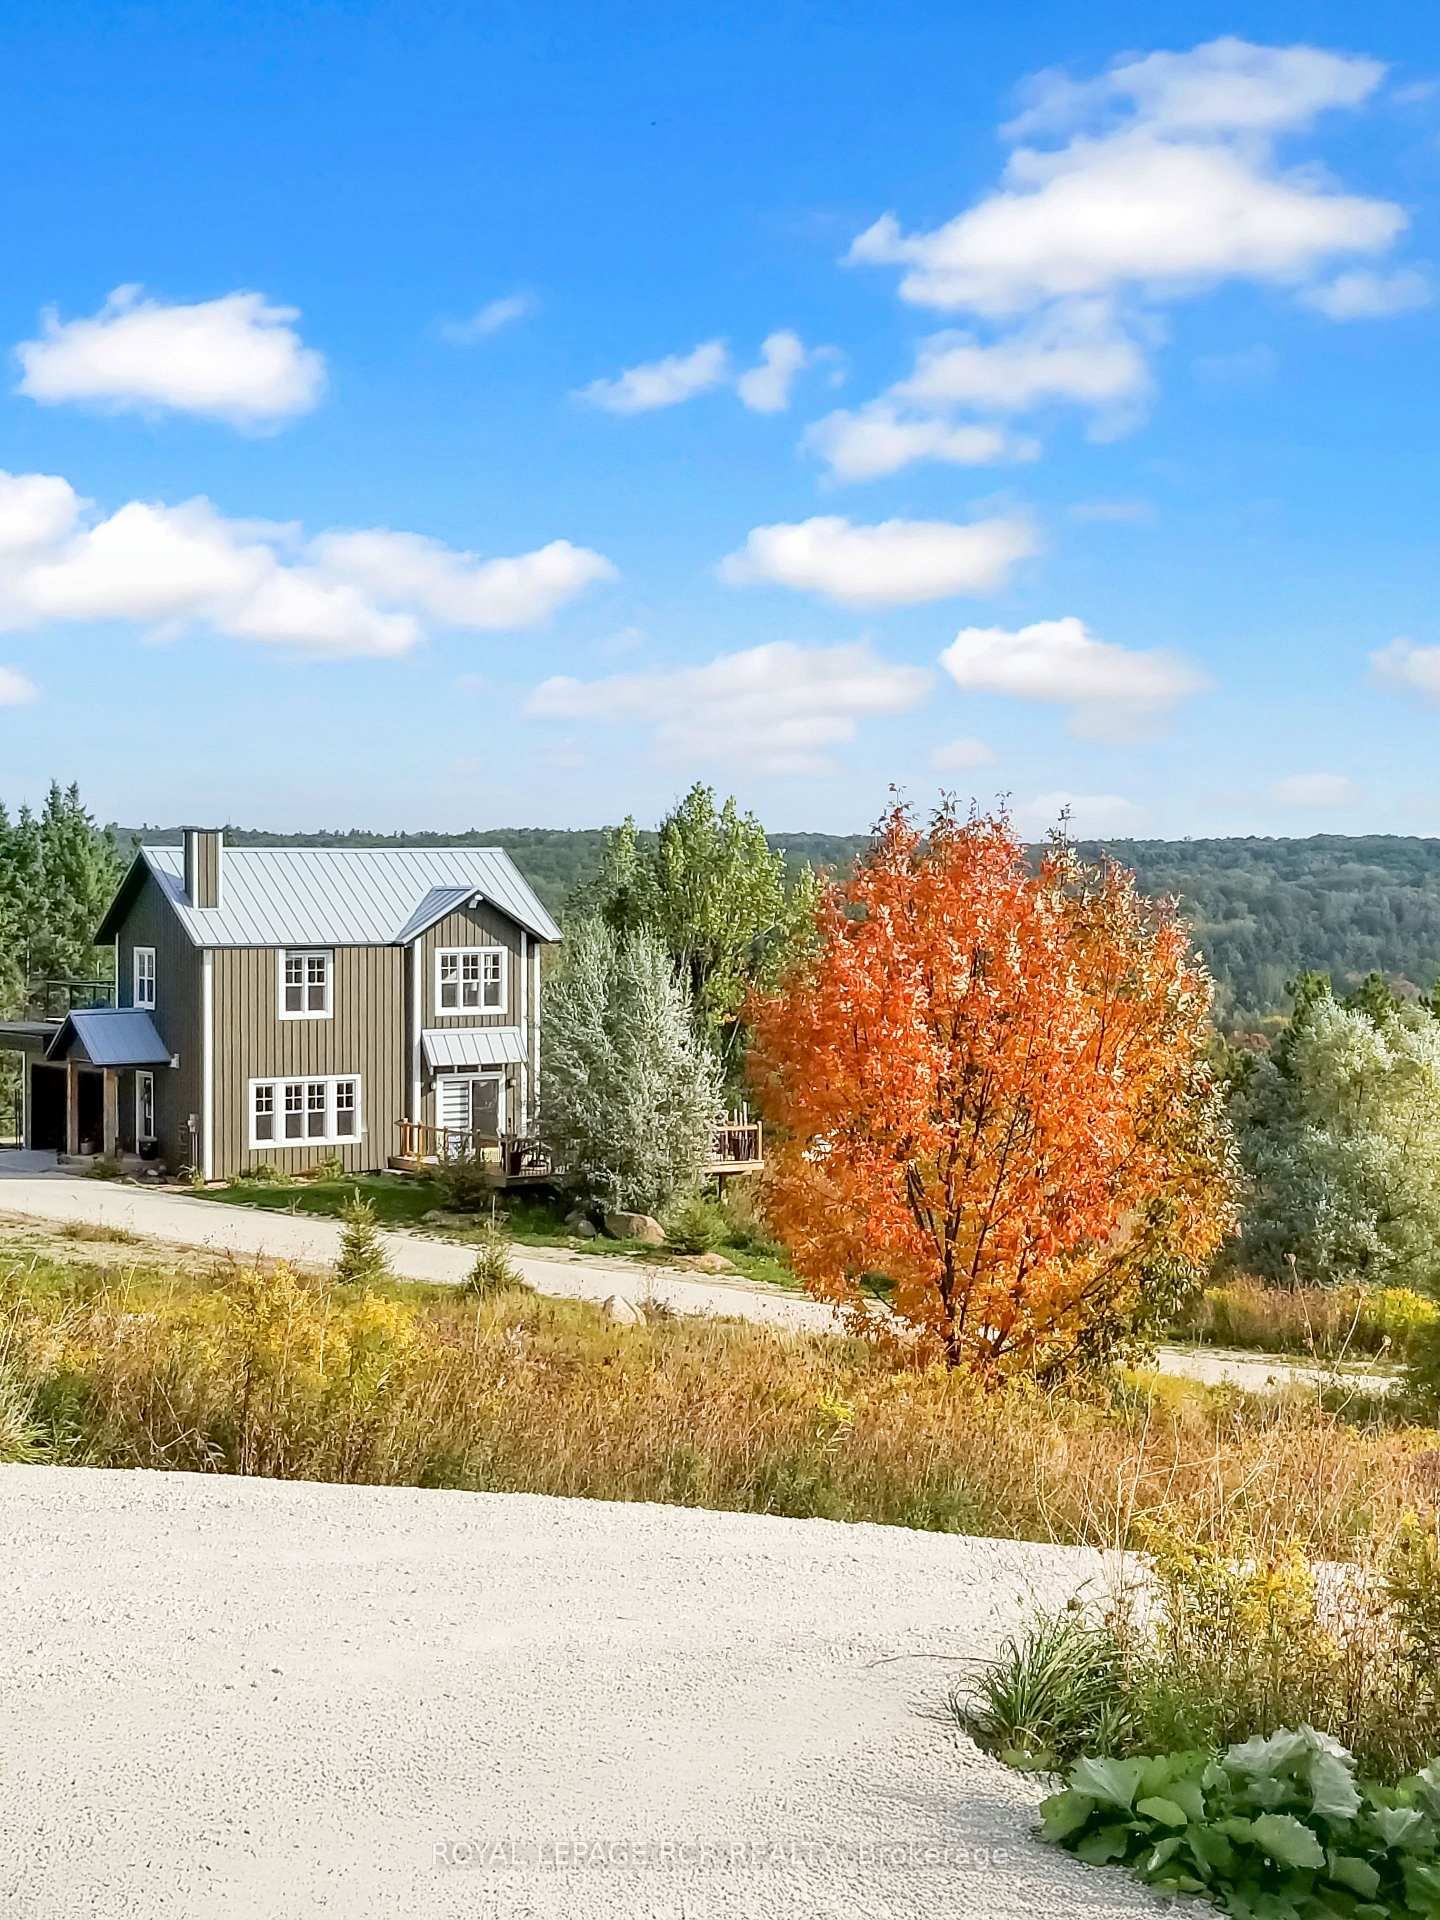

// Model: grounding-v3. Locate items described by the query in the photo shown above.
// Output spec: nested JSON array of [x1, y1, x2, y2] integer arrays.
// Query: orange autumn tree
[[747, 801, 1234, 1377]]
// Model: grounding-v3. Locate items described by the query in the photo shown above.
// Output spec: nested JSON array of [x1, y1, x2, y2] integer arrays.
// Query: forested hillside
[[110, 822, 1440, 1023]]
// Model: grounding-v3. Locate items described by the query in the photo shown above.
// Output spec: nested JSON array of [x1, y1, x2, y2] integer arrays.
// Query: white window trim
[[135, 1070, 156, 1143], [434, 1070, 506, 1138], [134, 946, 156, 1010], [277, 948, 334, 1021], [247, 1074, 363, 1150], [434, 945, 507, 1018]]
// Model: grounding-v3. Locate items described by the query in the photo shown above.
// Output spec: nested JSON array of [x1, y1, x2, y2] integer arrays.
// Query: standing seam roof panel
[[139, 846, 561, 947]]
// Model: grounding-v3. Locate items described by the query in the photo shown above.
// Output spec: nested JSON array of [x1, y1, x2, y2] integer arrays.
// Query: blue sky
[[2, 1, 1438, 837]]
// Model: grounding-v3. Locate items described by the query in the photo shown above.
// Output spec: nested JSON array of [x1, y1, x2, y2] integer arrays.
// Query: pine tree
[[334, 1192, 392, 1286]]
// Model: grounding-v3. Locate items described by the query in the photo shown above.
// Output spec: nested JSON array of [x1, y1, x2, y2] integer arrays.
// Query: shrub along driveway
[[0, 1464, 1164, 1919]]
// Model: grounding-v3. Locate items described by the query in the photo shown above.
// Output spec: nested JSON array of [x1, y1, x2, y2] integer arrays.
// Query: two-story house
[[16, 828, 560, 1178]]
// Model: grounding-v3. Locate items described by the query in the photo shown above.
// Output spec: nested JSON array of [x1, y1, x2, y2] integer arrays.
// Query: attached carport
[[43, 1009, 173, 1159], [0, 1019, 63, 1152]]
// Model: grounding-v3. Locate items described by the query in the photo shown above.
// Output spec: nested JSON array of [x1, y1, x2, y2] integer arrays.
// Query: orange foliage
[[747, 801, 1235, 1377]]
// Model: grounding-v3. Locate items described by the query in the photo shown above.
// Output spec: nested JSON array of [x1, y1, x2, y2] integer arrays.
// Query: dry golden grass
[[2, 1251, 1437, 1557]]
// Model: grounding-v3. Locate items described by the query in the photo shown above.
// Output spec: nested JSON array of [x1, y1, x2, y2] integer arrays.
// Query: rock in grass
[[603, 1210, 666, 1245], [571, 1218, 598, 1240], [601, 1294, 646, 1327], [689, 1251, 736, 1274]]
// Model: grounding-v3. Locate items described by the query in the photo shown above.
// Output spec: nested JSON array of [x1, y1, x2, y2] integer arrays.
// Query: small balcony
[[24, 978, 115, 1021]]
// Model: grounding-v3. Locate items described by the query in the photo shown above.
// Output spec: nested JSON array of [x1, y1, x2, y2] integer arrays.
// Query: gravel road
[[0, 1164, 838, 1333], [0, 1466, 1160, 1920]]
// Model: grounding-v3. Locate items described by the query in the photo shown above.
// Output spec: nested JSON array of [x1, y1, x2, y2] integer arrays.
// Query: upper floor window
[[278, 949, 333, 1020], [436, 947, 505, 1015], [134, 947, 156, 1009]]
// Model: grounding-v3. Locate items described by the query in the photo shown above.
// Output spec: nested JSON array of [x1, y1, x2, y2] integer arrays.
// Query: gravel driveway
[[0, 1466, 1160, 1919], [0, 1164, 838, 1333]]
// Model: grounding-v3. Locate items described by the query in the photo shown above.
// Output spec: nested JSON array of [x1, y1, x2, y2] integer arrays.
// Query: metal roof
[[128, 846, 561, 948], [393, 885, 479, 945], [45, 1009, 172, 1067], [422, 1027, 528, 1070]]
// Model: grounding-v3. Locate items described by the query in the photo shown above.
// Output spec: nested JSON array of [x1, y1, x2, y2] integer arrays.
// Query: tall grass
[[1175, 1277, 1436, 1360], [3, 1253, 1438, 1554]]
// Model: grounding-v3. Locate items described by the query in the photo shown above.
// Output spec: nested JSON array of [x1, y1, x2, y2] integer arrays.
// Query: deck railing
[[395, 1122, 554, 1179], [24, 978, 114, 1020], [395, 1113, 762, 1181]]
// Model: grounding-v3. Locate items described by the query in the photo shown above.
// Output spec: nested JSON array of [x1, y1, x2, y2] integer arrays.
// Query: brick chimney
[[183, 827, 224, 909]]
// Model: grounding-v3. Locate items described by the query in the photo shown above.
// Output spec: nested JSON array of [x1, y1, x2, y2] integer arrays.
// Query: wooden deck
[[388, 1117, 763, 1186]]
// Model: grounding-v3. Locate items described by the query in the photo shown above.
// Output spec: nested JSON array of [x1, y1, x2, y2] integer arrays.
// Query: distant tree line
[[112, 820, 1440, 1024]]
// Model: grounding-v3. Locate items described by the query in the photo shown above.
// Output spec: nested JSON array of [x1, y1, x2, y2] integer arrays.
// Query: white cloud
[[528, 640, 929, 775], [931, 736, 996, 772], [896, 302, 1150, 413], [720, 514, 1039, 607], [439, 293, 538, 344], [1007, 37, 1384, 139], [0, 665, 38, 706], [15, 287, 325, 426], [311, 530, 617, 630], [0, 467, 615, 660], [1373, 637, 1440, 698], [803, 404, 1037, 481], [0, 471, 84, 551], [850, 134, 1402, 317], [848, 40, 1401, 318], [736, 331, 810, 412], [1270, 772, 1358, 806], [1016, 791, 1145, 837], [577, 339, 730, 413], [1302, 267, 1433, 319], [939, 614, 1206, 737]]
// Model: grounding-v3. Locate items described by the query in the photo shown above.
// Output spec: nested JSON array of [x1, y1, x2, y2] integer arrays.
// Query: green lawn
[[197, 1174, 799, 1290]]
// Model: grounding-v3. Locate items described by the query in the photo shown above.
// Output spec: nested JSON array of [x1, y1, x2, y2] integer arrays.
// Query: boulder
[[601, 1294, 646, 1327], [570, 1218, 598, 1240], [689, 1251, 736, 1274], [603, 1210, 666, 1245]]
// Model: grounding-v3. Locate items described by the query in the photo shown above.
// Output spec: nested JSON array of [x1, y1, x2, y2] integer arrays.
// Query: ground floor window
[[136, 1071, 156, 1143], [249, 1074, 362, 1149]]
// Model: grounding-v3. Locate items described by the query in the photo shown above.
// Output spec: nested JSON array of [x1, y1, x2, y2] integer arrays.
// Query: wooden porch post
[[65, 1059, 80, 1156], [102, 1069, 119, 1159]]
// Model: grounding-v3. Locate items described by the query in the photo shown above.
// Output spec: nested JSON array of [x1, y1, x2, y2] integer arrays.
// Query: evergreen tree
[[34, 783, 122, 983], [540, 918, 722, 1215], [334, 1192, 392, 1286]]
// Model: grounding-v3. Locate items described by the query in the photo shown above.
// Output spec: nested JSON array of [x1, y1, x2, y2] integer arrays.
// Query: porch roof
[[44, 1008, 172, 1068], [422, 1027, 528, 1071]]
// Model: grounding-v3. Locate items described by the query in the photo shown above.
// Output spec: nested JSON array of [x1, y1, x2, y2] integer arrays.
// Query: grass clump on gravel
[[2, 1249, 1440, 1553]]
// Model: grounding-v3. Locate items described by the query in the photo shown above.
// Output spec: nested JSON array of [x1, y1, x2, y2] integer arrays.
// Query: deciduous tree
[[748, 801, 1234, 1376]]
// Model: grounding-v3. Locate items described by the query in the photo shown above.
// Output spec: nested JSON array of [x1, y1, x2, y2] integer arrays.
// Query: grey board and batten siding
[[212, 945, 406, 1176], [413, 901, 531, 1136], [114, 871, 204, 1166]]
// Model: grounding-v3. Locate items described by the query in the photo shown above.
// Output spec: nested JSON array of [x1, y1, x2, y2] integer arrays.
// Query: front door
[[435, 1073, 503, 1151], [136, 1072, 156, 1151]]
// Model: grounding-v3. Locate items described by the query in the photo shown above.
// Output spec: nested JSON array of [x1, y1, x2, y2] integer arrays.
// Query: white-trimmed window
[[134, 946, 156, 1009], [278, 949, 333, 1019], [436, 947, 505, 1015], [249, 1075, 361, 1149]]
